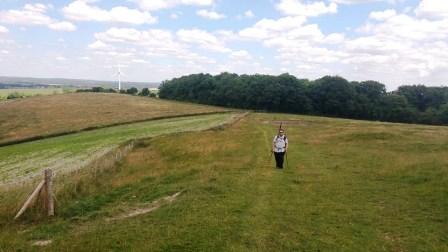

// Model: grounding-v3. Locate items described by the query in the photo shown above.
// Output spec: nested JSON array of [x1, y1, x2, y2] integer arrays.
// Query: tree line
[[77, 87, 157, 97], [158, 73, 448, 125]]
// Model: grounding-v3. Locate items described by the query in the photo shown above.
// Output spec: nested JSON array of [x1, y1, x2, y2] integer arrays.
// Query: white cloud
[[331, 0, 378, 4], [177, 29, 231, 52], [360, 14, 448, 41], [276, 0, 337, 17], [132, 59, 148, 63], [88, 40, 115, 50], [23, 3, 49, 13], [331, 0, 402, 4], [239, 16, 307, 40], [369, 9, 396, 21], [415, 0, 448, 19], [214, 30, 241, 42], [0, 25, 8, 33], [237, 4, 448, 87], [133, 0, 214, 11], [323, 33, 345, 44], [229, 50, 252, 61], [196, 9, 226, 20], [0, 4, 52, 25], [340, 12, 448, 87], [0, 3, 76, 32], [92, 27, 216, 65], [170, 12, 182, 19], [244, 10, 255, 18], [238, 15, 344, 78], [48, 21, 77, 31], [63, 1, 157, 25]]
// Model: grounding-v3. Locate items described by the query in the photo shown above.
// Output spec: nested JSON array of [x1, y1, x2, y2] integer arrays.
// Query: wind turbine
[[113, 64, 124, 91]]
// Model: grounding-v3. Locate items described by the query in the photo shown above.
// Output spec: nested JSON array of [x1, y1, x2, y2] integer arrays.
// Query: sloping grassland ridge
[[0, 111, 234, 148]]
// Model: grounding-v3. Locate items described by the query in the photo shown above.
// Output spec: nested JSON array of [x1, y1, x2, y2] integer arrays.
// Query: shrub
[[126, 87, 138, 95], [7, 92, 24, 99]]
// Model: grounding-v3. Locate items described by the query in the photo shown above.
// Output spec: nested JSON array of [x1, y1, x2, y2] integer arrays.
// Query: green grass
[[0, 113, 237, 184], [0, 113, 447, 251], [0, 88, 70, 100]]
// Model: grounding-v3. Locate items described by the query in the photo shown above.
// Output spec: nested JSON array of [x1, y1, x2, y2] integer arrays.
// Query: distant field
[[0, 88, 67, 100], [0, 113, 446, 251], [0, 93, 230, 145]]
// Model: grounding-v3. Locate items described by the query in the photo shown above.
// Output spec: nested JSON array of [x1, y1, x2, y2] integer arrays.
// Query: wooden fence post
[[44, 169, 54, 217], [14, 169, 55, 220], [14, 180, 45, 220]]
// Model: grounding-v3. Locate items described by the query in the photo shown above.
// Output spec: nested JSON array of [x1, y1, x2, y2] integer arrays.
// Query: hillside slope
[[0, 113, 238, 184], [1, 113, 446, 251], [0, 93, 230, 145]]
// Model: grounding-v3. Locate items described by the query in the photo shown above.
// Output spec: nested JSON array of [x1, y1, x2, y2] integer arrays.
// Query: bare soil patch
[[32, 239, 52, 246], [107, 191, 182, 221]]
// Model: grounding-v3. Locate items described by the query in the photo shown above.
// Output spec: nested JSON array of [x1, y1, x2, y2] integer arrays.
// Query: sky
[[0, 0, 447, 90]]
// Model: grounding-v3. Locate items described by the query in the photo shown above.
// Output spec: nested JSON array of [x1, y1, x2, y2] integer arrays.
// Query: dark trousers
[[274, 152, 285, 168]]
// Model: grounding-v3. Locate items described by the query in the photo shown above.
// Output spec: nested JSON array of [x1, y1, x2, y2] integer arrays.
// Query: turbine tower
[[116, 64, 122, 91]]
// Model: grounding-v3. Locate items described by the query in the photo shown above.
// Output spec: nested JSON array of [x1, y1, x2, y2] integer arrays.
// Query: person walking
[[272, 128, 288, 169]]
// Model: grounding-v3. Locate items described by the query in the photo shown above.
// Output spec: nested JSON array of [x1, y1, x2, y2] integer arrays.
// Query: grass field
[[0, 113, 237, 184], [0, 88, 68, 100], [0, 113, 447, 251], [0, 93, 230, 145]]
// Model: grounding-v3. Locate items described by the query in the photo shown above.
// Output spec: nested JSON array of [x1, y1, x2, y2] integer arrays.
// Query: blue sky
[[0, 0, 446, 90]]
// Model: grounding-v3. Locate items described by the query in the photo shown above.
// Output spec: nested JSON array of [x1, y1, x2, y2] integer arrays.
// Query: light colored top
[[273, 135, 288, 153]]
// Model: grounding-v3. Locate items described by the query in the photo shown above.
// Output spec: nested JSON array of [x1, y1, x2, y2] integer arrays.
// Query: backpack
[[274, 135, 287, 148]]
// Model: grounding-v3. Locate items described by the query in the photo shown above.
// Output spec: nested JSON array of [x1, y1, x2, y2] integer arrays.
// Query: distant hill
[[0, 76, 159, 89], [0, 92, 230, 145]]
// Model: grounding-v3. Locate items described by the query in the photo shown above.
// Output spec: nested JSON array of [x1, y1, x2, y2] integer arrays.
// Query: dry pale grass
[[0, 93, 230, 145]]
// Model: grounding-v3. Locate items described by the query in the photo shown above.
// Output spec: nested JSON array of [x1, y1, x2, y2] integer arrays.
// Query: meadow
[[0, 113, 446, 251], [0, 93, 230, 145], [0, 88, 67, 100]]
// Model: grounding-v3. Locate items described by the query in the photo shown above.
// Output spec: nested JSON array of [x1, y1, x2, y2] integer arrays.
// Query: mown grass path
[[1, 113, 447, 251]]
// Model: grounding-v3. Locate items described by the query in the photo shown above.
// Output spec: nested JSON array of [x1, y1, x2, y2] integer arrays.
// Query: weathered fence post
[[44, 169, 54, 216], [14, 180, 45, 220], [14, 169, 55, 220]]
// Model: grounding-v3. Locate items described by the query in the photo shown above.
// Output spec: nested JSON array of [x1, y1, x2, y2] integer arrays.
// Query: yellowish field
[[0, 88, 66, 99], [0, 93, 230, 145]]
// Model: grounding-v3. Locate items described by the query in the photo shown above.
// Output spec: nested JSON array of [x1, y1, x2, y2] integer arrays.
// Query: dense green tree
[[158, 72, 448, 126], [377, 94, 416, 122], [438, 104, 448, 124], [76, 87, 116, 93], [126, 87, 138, 95], [139, 88, 150, 96], [309, 76, 356, 117], [397, 85, 430, 111]]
